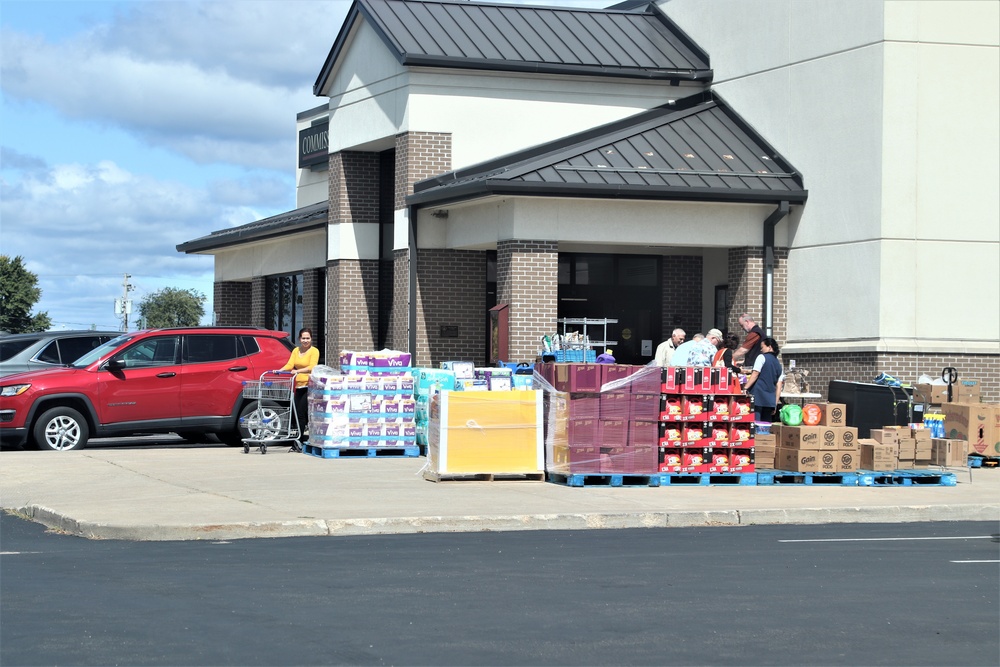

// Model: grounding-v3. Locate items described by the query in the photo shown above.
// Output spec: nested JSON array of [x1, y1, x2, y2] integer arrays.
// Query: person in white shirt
[[654, 328, 686, 367]]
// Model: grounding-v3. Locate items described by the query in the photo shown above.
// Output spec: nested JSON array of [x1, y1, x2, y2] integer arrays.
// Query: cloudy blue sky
[[0, 0, 604, 331]]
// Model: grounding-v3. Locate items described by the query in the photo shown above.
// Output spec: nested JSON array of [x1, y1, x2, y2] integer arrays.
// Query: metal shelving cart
[[557, 317, 619, 350]]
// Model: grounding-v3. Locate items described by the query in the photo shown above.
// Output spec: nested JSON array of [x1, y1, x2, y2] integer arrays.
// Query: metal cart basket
[[240, 371, 303, 454]]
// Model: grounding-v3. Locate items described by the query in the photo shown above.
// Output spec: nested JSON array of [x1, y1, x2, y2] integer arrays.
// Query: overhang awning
[[176, 201, 328, 254], [407, 91, 807, 209]]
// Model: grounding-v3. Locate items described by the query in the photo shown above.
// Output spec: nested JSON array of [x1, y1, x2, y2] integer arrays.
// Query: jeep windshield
[[71, 334, 134, 368]]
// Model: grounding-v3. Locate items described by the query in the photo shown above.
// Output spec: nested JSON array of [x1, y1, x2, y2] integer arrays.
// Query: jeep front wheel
[[33, 407, 89, 451]]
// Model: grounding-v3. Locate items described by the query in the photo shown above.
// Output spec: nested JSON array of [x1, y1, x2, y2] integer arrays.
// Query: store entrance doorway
[[558, 254, 661, 365]]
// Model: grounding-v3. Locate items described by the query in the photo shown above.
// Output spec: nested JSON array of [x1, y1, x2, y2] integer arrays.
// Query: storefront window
[[266, 273, 303, 340], [618, 257, 658, 286], [575, 255, 614, 286]]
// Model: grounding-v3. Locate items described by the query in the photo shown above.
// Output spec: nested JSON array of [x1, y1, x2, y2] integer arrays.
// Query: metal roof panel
[[315, 0, 712, 94], [407, 91, 807, 207]]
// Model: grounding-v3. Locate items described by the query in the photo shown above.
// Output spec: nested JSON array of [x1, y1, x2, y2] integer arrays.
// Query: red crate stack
[[658, 366, 756, 474]]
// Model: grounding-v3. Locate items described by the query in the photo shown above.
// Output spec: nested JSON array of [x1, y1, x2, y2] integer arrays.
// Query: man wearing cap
[[669, 331, 722, 367]]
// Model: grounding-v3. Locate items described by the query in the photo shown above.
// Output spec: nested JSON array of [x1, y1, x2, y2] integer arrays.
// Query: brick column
[[327, 150, 381, 366], [395, 132, 451, 209], [251, 276, 267, 328], [497, 240, 558, 363], [213, 281, 251, 326], [727, 246, 788, 343], [393, 132, 452, 364]]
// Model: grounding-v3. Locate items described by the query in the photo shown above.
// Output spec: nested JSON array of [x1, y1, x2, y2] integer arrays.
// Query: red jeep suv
[[0, 327, 294, 451]]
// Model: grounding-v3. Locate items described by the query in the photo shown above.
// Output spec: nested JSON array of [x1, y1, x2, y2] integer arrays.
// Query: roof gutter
[[762, 201, 790, 338], [406, 180, 807, 208]]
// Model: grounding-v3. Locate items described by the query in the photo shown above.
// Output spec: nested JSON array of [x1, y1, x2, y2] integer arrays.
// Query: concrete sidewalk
[[1, 446, 997, 541]]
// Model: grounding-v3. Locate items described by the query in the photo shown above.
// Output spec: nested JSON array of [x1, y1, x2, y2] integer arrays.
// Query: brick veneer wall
[[329, 151, 380, 225], [414, 249, 486, 366], [661, 256, 703, 339], [497, 240, 558, 363], [251, 276, 266, 328], [213, 281, 251, 326], [395, 132, 452, 209], [389, 131, 453, 362], [789, 352, 1000, 404], [326, 150, 382, 366], [326, 259, 381, 365], [727, 246, 788, 343]]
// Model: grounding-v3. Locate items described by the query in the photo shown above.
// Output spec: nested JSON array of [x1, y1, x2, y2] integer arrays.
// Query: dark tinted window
[[58, 336, 110, 364], [575, 256, 614, 286], [117, 336, 179, 368], [0, 339, 39, 361], [184, 335, 239, 363], [617, 257, 658, 286], [37, 340, 62, 363], [241, 336, 261, 356]]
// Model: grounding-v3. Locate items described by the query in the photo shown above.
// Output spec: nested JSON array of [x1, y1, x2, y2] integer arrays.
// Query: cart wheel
[[243, 443, 249, 454], [261, 443, 267, 454]]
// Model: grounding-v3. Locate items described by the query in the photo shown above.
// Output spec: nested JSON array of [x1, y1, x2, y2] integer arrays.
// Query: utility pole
[[114, 274, 135, 332]]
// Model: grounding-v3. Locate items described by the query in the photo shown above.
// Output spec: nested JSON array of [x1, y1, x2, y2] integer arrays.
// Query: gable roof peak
[[314, 0, 711, 96]]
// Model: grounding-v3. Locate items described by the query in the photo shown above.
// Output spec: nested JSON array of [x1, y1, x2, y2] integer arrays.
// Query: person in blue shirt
[[743, 337, 785, 422], [669, 331, 721, 367]]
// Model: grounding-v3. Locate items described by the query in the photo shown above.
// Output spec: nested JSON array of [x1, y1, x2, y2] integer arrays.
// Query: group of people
[[654, 314, 784, 422]]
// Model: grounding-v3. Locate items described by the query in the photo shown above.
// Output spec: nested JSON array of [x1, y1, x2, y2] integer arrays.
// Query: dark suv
[[0, 327, 293, 451], [0, 330, 120, 377]]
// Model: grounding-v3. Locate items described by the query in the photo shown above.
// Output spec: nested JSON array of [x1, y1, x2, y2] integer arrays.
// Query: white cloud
[[101, 1, 352, 89], [2, 30, 316, 170], [0, 156, 290, 329]]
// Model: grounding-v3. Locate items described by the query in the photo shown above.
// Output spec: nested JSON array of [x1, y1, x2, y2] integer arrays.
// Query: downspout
[[408, 204, 418, 360], [762, 201, 790, 338]]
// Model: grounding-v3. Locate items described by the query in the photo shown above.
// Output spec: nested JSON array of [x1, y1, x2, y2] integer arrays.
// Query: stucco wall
[[661, 0, 1000, 351], [324, 18, 704, 169], [417, 198, 788, 251], [213, 230, 327, 281]]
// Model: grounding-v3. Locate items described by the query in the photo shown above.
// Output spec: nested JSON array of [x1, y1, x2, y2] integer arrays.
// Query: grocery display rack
[[557, 317, 619, 350]]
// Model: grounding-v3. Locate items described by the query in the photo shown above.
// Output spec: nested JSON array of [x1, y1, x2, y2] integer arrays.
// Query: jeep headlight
[[0, 384, 30, 397]]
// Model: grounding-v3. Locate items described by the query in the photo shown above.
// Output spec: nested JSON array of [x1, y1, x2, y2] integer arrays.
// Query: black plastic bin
[[827, 380, 917, 438]]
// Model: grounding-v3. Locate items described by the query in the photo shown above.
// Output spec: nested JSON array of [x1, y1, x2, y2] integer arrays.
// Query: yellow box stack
[[425, 389, 544, 478]]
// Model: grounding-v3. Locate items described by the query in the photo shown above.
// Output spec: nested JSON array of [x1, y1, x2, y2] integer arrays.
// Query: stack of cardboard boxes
[[943, 401, 1000, 458], [772, 403, 860, 473], [754, 429, 776, 469], [913, 379, 981, 406], [859, 424, 970, 470]]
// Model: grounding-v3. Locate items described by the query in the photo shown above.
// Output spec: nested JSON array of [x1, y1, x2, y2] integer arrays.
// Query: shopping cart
[[240, 371, 303, 454]]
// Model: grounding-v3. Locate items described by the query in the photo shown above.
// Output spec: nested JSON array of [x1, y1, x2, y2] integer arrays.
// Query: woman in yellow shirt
[[280, 328, 319, 439]]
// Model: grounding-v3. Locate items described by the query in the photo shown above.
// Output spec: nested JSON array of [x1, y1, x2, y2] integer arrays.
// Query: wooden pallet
[[423, 470, 545, 483]]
